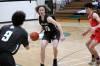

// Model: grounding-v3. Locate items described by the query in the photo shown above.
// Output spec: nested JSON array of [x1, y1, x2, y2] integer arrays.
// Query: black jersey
[[0, 25, 29, 55], [39, 15, 60, 43], [39, 15, 58, 33]]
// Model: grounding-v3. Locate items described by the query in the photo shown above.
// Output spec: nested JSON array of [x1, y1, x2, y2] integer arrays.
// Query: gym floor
[[0, 19, 100, 66]]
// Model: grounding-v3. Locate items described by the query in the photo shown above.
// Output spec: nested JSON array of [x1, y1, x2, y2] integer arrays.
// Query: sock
[[54, 59, 57, 62], [53, 59, 57, 66], [92, 55, 94, 58], [41, 64, 44, 66]]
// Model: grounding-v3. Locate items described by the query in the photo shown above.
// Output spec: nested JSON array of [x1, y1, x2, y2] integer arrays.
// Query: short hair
[[35, 5, 50, 14], [84, 3, 94, 9], [12, 11, 26, 26]]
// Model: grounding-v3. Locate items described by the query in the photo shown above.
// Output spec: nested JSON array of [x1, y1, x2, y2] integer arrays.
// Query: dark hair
[[84, 3, 94, 9], [12, 11, 26, 26], [35, 5, 51, 14]]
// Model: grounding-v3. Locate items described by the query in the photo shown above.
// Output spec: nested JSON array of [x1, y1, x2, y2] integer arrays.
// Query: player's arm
[[82, 28, 91, 36], [20, 31, 30, 50], [47, 17, 65, 40], [92, 13, 100, 30], [24, 45, 30, 50], [22, 41, 30, 50], [23, 39, 30, 50], [39, 27, 44, 34], [38, 18, 44, 34]]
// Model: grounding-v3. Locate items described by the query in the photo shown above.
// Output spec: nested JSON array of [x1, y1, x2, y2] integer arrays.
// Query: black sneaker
[[53, 59, 57, 66], [40, 64, 44, 66]]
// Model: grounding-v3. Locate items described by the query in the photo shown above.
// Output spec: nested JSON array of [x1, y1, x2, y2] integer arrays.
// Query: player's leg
[[52, 31, 60, 66], [86, 39, 95, 65], [53, 39, 59, 59], [52, 39, 59, 66], [40, 40, 48, 66], [89, 40, 100, 66], [0, 52, 15, 66]]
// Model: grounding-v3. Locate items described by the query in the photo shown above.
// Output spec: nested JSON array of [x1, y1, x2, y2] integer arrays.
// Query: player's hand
[[60, 34, 65, 41], [81, 32, 87, 37], [25, 45, 30, 50], [91, 27, 96, 32]]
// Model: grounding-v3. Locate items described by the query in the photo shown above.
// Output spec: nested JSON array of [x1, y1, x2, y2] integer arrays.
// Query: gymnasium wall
[[0, 1, 38, 22]]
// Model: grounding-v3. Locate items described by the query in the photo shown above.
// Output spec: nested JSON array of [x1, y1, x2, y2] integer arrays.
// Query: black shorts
[[42, 31, 60, 43], [0, 52, 15, 66]]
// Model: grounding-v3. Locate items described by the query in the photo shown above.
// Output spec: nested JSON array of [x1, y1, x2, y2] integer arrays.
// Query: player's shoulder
[[47, 14, 56, 20], [19, 27, 27, 33], [20, 27, 28, 36]]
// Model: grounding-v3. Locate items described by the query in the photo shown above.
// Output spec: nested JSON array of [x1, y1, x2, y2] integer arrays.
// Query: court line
[[58, 56, 90, 64], [59, 61, 89, 66], [71, 61, 89, 66], [58, 48, 86, 62]]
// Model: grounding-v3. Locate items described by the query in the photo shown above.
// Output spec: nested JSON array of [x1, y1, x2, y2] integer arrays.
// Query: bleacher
[[54, 2, 88, 20]]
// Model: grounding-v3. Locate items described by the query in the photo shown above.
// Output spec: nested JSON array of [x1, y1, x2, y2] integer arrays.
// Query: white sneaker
[[95, 60, 100, 66], [89, 59, 95, 65], [89, 61, 95, 65]]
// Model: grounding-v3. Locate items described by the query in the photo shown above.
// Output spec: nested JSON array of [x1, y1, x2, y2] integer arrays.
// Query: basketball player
[[0, 11, 29, 66], [35, 5, 65, 66], [82, 3, 100, 66]]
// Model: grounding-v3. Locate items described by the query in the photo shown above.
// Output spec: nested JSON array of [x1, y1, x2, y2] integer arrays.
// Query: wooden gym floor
[[0, 19, 100, 66]]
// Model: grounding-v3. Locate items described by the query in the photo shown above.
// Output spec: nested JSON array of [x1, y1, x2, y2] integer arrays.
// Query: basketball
[[30, 32, 39, 41]]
